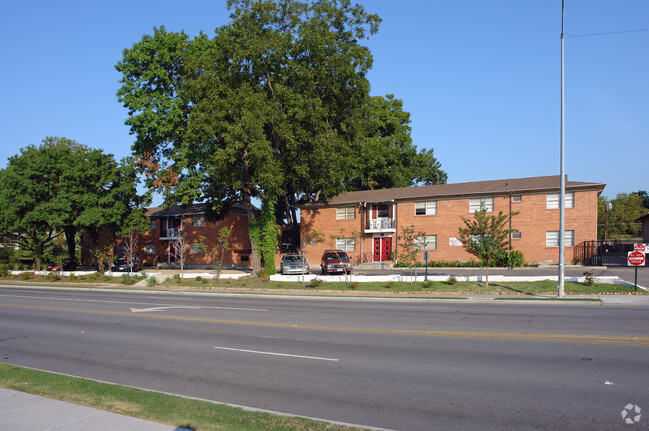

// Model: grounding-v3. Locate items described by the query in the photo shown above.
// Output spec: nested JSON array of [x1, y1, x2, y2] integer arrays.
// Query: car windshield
[[326, 252, 348, 261], [283, 255, 303, 262]]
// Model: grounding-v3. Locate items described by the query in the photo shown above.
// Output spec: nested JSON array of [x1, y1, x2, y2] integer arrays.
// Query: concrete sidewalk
[[0, 388, 190, 431]]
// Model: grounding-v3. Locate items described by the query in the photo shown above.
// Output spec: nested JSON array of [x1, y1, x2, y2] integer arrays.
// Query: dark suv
[[320, 250, 352, 275], [111, 254, 143, 272]]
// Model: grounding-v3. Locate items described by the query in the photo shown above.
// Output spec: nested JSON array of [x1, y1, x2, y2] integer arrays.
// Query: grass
[[0, 363, 366, 431], [0, 272, 644, 296]]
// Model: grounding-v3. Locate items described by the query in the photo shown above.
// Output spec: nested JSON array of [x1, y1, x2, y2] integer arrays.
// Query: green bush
[[146, 276, 158, 287], [308, 277, 323, 288], [446, 275, 458, 285], [69, 273, 77, 281], [45, 272, 61, 281], [0, 264, 9, 277], [20, 272, 32, 280], [494, 250, 525, 268]]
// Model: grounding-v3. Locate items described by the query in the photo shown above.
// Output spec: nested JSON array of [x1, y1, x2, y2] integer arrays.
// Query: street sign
[[634, 243, 647, 254], [628, 251, 646, 266]]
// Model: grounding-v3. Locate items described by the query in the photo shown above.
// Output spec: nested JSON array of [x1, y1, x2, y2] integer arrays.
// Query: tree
[[0, 137, 147, 271], [458, 208, 517, 288], [116, 0, 446, 273], [598, 193, 645, 239], [397, 226, 425, 285], [170, 216, 188, 279]]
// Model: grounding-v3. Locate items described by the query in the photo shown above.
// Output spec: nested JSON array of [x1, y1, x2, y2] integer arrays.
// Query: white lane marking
[[130, 305, 266, 313], [214, 346, 339, 362], [0, 294, 265, 312]]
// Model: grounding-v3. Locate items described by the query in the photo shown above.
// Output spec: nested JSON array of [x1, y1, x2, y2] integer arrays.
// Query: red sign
[[634, 244, 646, 254], [628, 251, 646, 266]]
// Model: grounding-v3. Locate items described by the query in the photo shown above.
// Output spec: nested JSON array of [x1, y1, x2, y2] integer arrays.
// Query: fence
[[574, 240, 640, 266]]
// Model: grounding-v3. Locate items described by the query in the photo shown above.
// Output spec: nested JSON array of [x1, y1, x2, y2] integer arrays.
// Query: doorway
[[373, 236, 392, 262]]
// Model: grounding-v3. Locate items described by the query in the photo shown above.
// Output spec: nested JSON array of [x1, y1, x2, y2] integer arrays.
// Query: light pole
[[558, 0, 566, 297]]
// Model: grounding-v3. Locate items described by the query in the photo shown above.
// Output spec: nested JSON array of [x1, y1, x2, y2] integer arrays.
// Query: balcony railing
[[160, 228, 180, 239], [365, 218, 396, 232]]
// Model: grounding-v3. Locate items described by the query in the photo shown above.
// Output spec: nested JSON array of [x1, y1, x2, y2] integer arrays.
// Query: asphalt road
[[0, 286, 648, 430]]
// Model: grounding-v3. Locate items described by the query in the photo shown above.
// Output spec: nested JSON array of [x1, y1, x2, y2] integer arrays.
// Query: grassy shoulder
[[0, 271, 644, 296], [0, 363, 365, 431]]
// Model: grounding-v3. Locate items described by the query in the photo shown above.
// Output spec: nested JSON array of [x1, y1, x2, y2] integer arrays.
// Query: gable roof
[[301, 175, 605, 207], [146, 202, 249, 218]]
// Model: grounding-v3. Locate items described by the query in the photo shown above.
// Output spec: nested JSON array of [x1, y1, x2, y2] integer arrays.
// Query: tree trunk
[[242, 191, 262, 275], [64, 226, 77, 266]]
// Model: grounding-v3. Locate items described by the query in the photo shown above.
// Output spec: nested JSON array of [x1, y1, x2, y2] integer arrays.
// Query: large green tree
[[598, 193, 646, 240], [116, 0, 446, 272], [0, 137, 147, 270]]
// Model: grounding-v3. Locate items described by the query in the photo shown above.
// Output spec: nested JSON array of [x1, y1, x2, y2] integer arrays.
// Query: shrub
[[347, 281, 359, 290], [46, 272, 61, 281], [146, 276, 158, 287], [69, 273, 77, 281], [421, 280, 434, 289], [446, 275, 457, 285], [0, 264, 9, 277], [583, 270, 596, 286], [20, 272, 32, 280], [308, 277, 323, 288], [494, 250, 525, 268], [102, 275, 112, 282], [120, 274, 137, 285]]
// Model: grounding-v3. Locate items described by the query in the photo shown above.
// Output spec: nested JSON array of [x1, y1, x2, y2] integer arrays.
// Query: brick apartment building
[[299, 175, 605, 266], [82, 203, 254, 269]]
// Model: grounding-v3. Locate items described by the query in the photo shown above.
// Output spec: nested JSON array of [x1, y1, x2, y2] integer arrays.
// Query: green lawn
[[1, 272, 644, 296], [0, 363, 366, 431]]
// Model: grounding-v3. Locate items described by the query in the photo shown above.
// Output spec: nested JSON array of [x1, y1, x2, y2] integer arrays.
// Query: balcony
[[159, 228, 181, 240], [365, 217, 396, 233]]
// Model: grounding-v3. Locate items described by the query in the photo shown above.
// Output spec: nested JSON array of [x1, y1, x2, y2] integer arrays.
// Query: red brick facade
[[299, 176, 604, 266]]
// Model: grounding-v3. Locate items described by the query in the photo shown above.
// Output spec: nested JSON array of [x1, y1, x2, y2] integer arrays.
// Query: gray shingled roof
[[146, 202, 249, 217], [301, 175, 605, 206]]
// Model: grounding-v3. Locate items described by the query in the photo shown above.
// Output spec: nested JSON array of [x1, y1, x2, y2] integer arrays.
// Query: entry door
[[373, 237, 392, 262]]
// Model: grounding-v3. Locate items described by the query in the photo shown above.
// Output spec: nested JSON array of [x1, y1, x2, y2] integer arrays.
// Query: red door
[[373, 237, 392, 262]]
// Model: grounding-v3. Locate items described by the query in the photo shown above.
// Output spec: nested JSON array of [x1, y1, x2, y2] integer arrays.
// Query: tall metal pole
[[558, 0, 566, 297]]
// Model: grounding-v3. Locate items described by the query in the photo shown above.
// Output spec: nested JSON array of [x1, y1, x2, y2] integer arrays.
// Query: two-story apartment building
[[299, 175, 605, 265], [117, 203, 254, 269]]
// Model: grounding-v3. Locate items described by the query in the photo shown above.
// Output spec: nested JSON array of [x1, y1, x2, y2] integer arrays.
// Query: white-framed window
[[336, 207, 355, 220], [469, 197, 494, 213], [546, 192, 574, 209], [143, 243, 156, 255], [149, 219, 157, 230], [511, 195, 522, 203], [415, 235, 437, 251], [415, 200, 437, 216], [511, 232, 522, 240], [191, 215, 205, 228], [336, 238, 355, 251], [546, 230, 574, 247], [190, 242, 205, 254]]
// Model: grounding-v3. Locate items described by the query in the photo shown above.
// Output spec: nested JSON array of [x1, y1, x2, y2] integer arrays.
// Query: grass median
[[1, 272, 645, 296], [0, 363, 366, 431]]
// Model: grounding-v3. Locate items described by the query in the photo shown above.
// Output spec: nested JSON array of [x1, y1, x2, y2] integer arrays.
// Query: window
[[511, 232, 522, 240], [191, 215, 205, 228], [415, 201, 437, 216], [190, 242, 205, 254], [546, 192, 574, 209], [336, 207, 355, 220], [546, 230, 574, 247], [469, 197, 494, 213], [511, 195, 522, 203], [415, 235, 437, 251], [149, 219, 156, 230], [376, 204, 389, 218], [336, 238, 355, 252]]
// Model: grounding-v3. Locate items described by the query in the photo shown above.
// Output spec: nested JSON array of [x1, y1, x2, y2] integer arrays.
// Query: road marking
[[214, 346, 339, 361], [129, 306, 265, 313], [2, 303, 648, 347]]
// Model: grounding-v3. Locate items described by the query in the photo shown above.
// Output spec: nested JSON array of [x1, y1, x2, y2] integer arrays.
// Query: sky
[[1, 0, 647, 204]]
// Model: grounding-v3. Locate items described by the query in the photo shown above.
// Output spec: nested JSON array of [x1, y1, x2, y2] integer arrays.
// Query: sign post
[[627, 250, 646, 292], [424, 251, 429, 281]]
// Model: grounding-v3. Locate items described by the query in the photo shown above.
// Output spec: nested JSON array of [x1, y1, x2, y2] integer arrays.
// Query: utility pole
[[558, 0, 566, 297]]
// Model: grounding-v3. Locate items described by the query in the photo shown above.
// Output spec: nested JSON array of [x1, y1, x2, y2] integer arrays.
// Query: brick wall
[[300, 189, 599, 266]]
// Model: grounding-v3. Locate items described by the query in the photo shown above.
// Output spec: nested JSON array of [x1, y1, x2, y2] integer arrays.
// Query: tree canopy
[[0, 137, 147, 269], [116, 0, 446, 272], [598, 192, 648, 240]]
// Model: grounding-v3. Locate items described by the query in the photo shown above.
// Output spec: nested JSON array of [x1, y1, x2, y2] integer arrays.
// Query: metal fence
[[574, 240, 640, 266]]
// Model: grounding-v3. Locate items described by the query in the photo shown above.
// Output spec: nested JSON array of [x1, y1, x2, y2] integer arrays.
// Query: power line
[[566, 28, 649, 38]]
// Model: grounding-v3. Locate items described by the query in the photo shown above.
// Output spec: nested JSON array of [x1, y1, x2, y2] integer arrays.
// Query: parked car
[[320, 250, 352, 275], [280, 254, 309, 275], [46, 258, 77, 271], [111, 254, 143, 272]]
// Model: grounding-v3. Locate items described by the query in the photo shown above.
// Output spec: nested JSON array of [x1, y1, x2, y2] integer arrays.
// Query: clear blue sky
[[1, 0, 647, 203]]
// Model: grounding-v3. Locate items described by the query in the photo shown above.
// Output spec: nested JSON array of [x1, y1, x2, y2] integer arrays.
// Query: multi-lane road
[[1, 285, 647, 430]]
